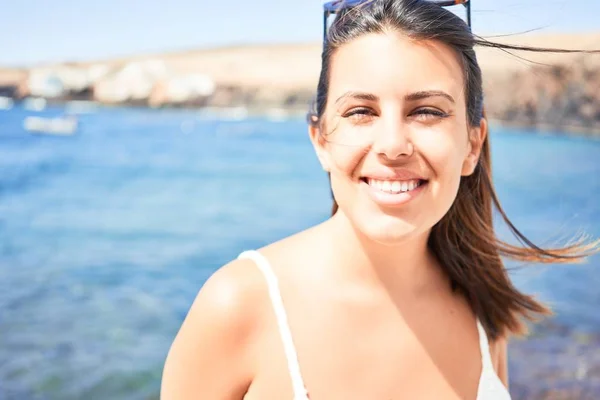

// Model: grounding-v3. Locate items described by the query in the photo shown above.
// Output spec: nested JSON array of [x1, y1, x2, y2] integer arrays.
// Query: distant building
[[28, 70, 65, 98], [23, 65, 110, 100], [93, 60, 168, 104], [149, 74, 215, 107]]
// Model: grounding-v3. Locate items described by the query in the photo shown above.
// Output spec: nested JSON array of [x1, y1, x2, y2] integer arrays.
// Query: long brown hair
[[309, 0, 600, 340]]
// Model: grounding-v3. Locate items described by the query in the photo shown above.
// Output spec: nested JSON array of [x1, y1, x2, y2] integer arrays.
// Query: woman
[[161, 0, 598, 398]]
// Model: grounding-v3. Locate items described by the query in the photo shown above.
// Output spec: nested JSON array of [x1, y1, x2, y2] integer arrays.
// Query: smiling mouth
[[360, 178, 428, 194]]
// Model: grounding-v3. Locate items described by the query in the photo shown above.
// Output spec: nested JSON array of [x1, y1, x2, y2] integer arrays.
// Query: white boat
[[23, 116, 78, 136], [0, 96, 14, 110], [65, 100, 98, 114], [23, 97, 47, 111], [198, 106, 249, 121], [265, 108, 289, 122]]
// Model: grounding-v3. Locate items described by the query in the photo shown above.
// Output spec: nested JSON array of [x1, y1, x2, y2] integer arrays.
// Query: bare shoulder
[[491, 334, 509, 388], [193, 256, 268, 317], [161, 257, 268, 400]]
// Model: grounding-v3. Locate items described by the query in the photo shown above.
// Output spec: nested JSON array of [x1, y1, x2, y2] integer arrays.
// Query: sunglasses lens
[[426, 0, 469, 5], [324, 0, 470, 39]]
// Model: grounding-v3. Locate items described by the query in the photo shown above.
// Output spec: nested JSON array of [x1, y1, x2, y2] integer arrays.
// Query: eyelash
[[343, 107, 449, 121], [414, 108, 449, 119], [343, 108, 373, 120]]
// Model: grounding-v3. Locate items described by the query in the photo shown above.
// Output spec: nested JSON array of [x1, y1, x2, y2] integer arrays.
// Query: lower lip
[[361, 180, 427, 207]]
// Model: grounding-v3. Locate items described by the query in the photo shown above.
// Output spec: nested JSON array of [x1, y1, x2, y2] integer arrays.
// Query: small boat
[[23, 115, 78, 136], [23, 97, 47, 112], [65, 100, 98, 114], [0, 96, 14, 110]]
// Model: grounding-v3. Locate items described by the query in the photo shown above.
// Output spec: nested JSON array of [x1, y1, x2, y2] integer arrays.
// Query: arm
[[161, 260, 261, 400]]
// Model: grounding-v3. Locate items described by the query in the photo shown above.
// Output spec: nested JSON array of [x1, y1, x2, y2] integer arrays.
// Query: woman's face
[[310, 32, 486, 245]]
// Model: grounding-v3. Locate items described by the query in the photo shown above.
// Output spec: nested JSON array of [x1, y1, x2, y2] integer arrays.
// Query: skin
[[161, 32, 508, 399]]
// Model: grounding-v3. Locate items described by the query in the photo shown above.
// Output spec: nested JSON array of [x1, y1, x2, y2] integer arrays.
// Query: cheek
[[327, 144, 368, 178], [413, 130, 468, 203], [326, 145, 369, 210], [415, 128, 468, 176]]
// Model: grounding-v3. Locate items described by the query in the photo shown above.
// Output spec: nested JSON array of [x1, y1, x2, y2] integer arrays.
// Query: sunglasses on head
[[322, 0, 471, 42]]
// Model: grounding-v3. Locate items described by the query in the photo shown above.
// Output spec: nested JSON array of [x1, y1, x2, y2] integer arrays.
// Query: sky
[[1, 0, 599, 67]]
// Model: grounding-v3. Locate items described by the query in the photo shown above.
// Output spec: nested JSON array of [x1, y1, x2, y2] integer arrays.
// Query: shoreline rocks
[[1, 35, 599, 135]]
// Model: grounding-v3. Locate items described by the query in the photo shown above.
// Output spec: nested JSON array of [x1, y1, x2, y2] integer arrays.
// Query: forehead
[[328, 32, 465, 102]]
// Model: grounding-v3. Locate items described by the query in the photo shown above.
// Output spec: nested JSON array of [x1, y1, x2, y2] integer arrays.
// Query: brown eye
[[343, 107, 375, 124], [411, 108, 449, 122]]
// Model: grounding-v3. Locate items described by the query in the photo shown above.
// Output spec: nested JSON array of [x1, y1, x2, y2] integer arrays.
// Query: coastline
[[1, 32, 600, 137], [8, 99, 600, 138]]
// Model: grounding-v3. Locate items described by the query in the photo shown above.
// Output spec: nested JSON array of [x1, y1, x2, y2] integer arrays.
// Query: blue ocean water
[[0, 105, 598, 399]]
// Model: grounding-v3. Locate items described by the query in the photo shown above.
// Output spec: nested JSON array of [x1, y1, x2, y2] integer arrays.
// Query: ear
[[308, 120, 332, 172], [461, 117, 488, 177]]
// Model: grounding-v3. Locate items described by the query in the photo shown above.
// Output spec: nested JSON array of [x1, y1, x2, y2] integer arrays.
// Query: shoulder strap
[[476, 319, 494, 370], [237, 250, 309, 399], [475, 319, 513, 399]]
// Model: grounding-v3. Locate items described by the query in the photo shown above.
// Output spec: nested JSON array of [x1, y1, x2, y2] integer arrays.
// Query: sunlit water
[[0, 105, 598, 399]]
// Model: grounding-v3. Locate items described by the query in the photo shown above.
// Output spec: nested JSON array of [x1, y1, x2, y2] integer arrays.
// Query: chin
[[353, 212, 427, 246]]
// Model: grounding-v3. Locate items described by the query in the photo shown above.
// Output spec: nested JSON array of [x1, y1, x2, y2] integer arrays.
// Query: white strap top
[[238, 250, 511, 400]]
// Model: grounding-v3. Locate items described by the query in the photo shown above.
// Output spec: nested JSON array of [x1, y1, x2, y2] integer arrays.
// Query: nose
[[371, 116, 413, 161]]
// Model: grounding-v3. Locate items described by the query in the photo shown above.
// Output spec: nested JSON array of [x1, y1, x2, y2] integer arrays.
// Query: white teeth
[[367, 179, 422, 194]]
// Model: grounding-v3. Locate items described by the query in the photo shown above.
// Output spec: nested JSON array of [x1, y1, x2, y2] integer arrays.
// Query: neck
[[324, 211, 449, 295]]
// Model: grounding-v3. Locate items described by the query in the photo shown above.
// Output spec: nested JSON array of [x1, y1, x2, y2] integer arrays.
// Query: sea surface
[[0, 105, 599, 399]]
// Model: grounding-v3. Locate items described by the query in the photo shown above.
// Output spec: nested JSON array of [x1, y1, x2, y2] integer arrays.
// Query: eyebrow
[[335, 91, 379, 104], [334, 90, 455, 104], [405, 90, 455, 104]]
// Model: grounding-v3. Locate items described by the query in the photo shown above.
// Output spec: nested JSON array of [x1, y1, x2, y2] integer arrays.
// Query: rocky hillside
[[1, 33, 599, 133], [484, 59, 600, 133], [477, 33, 600, 133]]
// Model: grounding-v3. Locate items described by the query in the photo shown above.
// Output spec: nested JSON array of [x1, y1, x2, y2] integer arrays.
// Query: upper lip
[[361, 170, 427, 181]]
